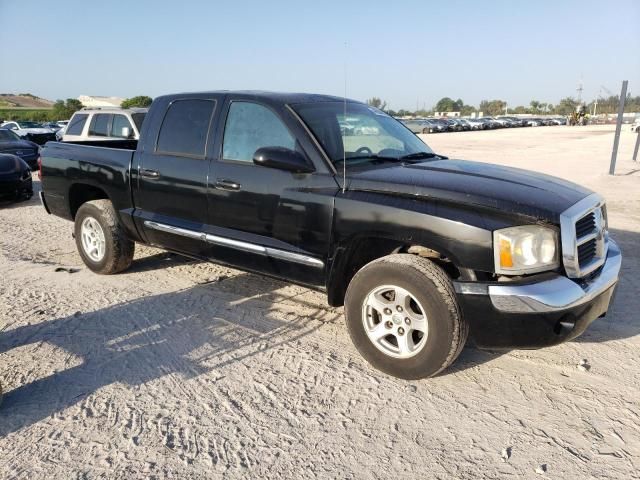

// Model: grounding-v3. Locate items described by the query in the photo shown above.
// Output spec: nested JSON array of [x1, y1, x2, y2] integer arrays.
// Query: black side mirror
[[253, 146, 314, 173]]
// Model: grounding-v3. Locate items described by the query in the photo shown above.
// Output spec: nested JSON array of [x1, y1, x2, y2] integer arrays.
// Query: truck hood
[[345, 159, 593, 222]]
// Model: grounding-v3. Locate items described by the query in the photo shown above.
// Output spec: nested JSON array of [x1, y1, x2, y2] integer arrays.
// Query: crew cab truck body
[[40, 91, 621, 379]]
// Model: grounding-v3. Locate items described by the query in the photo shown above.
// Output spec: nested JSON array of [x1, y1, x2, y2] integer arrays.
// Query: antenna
[[343, 42, 347, 194]]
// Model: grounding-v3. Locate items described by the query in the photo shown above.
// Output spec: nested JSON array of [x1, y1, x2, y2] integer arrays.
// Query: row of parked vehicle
[[401, 116, 568, 134]]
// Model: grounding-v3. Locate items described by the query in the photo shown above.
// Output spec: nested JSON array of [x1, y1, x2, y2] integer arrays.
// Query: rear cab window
[[155, 99, 216, 157], [88, 114, 110, 137], [111, 114, 133, 138], [66, 114, 88, 135]]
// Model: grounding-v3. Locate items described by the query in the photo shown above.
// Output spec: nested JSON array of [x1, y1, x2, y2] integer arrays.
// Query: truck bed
[[40, 140, 137, 222]]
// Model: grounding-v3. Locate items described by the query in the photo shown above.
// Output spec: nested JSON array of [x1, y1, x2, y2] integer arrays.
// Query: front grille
[[578, 238, 597, 266], [560, 194, 608, 278], [575, 212, 596, 238]]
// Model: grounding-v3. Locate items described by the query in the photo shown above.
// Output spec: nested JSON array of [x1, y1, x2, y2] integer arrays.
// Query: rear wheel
[[74, 200, 134, 274], [344, 254, 468, 379]]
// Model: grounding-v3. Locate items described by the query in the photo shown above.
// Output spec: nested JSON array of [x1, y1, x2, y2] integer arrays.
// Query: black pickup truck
[[39, 91, 621, 379]]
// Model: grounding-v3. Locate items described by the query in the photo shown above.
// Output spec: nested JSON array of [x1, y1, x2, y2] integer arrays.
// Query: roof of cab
[[155, 91, 363, 105]]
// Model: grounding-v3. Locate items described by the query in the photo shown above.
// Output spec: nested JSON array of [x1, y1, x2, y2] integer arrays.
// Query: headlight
[[493, 225, 559, 275]]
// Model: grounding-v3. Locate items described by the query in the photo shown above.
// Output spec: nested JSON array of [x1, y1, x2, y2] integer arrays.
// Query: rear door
[[133, 97, 218, 256]]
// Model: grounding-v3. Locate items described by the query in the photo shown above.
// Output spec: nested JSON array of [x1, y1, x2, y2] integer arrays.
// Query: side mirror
[[121, 127, 132, 138], [253, 147, 314, 173]]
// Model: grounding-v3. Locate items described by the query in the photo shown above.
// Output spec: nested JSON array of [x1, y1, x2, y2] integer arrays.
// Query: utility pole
[[609, 80, 628, 175]]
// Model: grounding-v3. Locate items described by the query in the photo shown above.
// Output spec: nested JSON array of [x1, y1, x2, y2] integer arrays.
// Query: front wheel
[[344, 254, 468, 379], [74, 199, 134, 274]]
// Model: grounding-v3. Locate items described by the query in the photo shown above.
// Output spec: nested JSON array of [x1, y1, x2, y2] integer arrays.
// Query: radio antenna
[[342, 42, 347, 194]]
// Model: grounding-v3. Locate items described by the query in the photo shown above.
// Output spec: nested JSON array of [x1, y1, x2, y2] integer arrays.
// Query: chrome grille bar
[[560, 193, 608, 278]]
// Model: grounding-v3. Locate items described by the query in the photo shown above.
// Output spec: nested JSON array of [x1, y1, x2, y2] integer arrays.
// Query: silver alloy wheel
[[362, 285, 428, 359], [80, 216, 106, 262]]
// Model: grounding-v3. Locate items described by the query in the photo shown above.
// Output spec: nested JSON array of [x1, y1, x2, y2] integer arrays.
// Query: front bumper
[[453, 240, 621, 349]]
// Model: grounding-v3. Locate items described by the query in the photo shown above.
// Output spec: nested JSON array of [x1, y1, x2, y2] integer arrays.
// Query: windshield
[[293, 102, 434, 166], [18, 121, 43, 128], [0, 130, 21, 141]]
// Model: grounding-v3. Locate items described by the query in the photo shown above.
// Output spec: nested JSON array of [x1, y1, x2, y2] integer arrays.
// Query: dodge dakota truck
[[39, 91, 621, 379]]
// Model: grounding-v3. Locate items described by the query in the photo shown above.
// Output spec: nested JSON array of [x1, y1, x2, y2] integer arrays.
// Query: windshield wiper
[[399, 152, 442, 161], [334, 155, 400, 166]]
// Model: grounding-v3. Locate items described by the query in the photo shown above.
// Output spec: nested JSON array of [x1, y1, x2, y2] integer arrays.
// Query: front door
[[207, 100, 337, 286]]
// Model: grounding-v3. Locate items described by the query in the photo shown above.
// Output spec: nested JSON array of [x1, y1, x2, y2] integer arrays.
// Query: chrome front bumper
[[490, 240, 621, 313], [455, 240, 621, 314]]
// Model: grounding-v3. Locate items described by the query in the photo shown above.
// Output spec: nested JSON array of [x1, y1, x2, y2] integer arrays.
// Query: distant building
[[78, 95, 124, 108], [434, 111, 460, 117]]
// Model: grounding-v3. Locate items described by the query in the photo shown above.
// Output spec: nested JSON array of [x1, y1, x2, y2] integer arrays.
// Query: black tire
[[74, 199, 134, 274], [422, 127, 431, 134], [344, 254, 468, 379]]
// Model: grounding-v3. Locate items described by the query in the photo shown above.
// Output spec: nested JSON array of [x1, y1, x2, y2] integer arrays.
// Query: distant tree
[[366, 97, 388, 110], [51, 98, 83, 120], [556, 97, 580, 116], [512, 105, 528, 114], [121, 96, 153, 108], [435, 97, 454, 112], [529, 100, 542, 113], [479, 99, 507, 116], [396, 109, 412, 117]]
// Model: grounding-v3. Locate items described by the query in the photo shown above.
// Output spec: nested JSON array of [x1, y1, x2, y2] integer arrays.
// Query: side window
[[156, 99, 215, 157], [66, 114, 88, 135], [222, 102, 295, 162], [111, 114, 133, 138], [88, 114, 110, 137]]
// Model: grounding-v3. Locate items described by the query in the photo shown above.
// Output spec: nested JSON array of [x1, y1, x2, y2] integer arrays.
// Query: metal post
[[633, 130, 640, 162], [609, 80, 628, 175]]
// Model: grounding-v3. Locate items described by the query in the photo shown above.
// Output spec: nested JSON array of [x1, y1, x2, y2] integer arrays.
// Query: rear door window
[[111, 114, 133, 138], [88, 114, 111, 137], [155, 99, 215, 157], [65, 114, 88, 135]]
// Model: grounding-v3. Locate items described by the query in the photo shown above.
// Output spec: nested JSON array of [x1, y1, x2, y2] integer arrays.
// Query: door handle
[[140, 168, 160, 179], [215, 179, 241, 191]]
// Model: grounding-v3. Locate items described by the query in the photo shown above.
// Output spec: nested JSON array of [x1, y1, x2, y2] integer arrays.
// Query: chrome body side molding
[[143, 220, 324, 268]]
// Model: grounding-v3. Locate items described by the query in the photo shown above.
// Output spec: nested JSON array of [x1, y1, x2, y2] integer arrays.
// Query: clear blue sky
[[1, 0, 638, 110]]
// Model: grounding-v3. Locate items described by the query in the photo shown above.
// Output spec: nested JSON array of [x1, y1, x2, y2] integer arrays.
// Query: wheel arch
[[326, 234, 466, 307], [68, 182, 110, 219]]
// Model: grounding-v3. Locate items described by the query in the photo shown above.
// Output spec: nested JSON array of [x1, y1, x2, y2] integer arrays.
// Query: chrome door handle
[[215, 179, 241, 191], [140, 168, 160, 179]]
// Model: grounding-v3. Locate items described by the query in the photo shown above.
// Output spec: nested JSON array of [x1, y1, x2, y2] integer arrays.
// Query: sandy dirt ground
[[0, 125, 638, 479]]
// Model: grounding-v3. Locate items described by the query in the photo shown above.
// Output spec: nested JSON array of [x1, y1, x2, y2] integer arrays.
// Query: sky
[[1, 0, 639, 110]]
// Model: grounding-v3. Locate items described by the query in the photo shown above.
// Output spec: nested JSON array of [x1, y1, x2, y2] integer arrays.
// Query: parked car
[[450, 118, 470, 131], [0, 153, 32, 201], [477, 117, 501, 129], [40, 91, 621, 380], [0, 121, 57, 145], [402, 119, 439, 134], [42, 122, 63, 132], [524, 118, 543, 127], [464, 118, 485, 130], [425, 118, 448, 132], [0, 128, 40, 169], [492, 117, 513, 128], [631, 118, 640, 133], [63, 108, 147, 142]]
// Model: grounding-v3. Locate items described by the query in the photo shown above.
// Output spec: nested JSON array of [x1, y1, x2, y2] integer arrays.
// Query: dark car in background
[[0, 128, 40, 169], [0, 153, 32, 201]]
